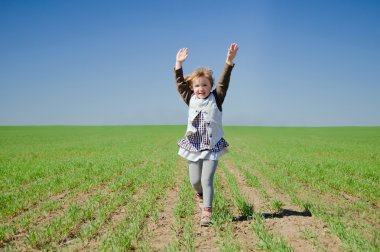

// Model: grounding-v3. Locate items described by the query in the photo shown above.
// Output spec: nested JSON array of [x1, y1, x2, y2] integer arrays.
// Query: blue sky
[[1, 0, 379, 126]]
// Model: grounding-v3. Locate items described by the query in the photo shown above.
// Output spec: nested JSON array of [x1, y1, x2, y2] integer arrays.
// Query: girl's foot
[[201, 207, 212, 226]]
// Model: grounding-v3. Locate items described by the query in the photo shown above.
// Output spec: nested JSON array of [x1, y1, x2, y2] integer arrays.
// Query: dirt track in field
[[218, 164, 261, 250], [138, 160, 186, 251]]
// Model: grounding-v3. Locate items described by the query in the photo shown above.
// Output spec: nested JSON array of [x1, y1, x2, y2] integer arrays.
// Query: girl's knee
[[190, 177, 202, 189], [201, 177, 213, 187]]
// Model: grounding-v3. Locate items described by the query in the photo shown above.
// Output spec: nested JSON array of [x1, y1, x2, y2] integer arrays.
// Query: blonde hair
[[184, 67, 214, 89]]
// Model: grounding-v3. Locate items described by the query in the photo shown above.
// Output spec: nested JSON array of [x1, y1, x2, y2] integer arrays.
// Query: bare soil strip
[[217, 164, 260, 251], [144, 187, 180, 251], [192, 194, 219, 252], [139, 160, 186, 251], [224, 160, 343, 252]]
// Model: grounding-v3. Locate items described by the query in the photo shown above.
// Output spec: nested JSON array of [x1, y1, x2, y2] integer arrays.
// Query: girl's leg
[[189, 160, 203, 194], [201, 160, 218, 208]]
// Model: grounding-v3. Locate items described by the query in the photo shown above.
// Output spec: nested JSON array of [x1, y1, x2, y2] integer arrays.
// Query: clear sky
[[1, 0, 379, 126]]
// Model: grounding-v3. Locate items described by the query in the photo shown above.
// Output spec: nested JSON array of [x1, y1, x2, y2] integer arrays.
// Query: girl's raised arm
[[174, 47, 192, 105], [214, 43, 238, 108], [175, 48, 188, 70]]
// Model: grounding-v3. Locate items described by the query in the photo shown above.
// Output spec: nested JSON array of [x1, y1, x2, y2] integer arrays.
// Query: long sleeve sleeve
[[175, 67, 193, 105], [213, 63, 235, 110]]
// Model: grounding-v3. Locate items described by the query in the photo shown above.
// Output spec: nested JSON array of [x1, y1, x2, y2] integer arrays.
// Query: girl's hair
[[184, 67, 214, 89]]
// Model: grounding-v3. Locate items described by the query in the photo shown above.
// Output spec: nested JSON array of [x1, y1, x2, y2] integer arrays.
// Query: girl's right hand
[[175, 48, 188, 70], [226, 43, 238, 66], [176, 48, 188, 63]]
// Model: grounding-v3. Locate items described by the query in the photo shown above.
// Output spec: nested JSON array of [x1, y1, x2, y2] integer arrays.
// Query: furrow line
[[217, 163, 260, 251]]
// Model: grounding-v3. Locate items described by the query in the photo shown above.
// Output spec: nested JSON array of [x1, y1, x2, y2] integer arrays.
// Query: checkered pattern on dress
[[178, 112, 229, 152]]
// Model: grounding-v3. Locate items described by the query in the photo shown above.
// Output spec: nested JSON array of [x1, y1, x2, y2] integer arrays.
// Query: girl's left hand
[[226, 43, 238, 65]]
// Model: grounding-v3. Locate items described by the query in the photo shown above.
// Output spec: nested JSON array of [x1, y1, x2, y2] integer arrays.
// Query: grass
[[1, 125, 379, 250], [224, 126, 380, 251], [270, 199, 284, 213], [0, 126, 182, 250]]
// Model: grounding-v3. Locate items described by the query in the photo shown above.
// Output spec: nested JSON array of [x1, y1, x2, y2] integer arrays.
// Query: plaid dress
[[178, 112, 229, 152]]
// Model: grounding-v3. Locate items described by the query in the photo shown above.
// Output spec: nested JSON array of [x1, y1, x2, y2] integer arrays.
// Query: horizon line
[[0, 124, 379, 128]]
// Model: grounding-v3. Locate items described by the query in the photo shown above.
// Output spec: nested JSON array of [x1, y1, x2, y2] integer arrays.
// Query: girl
[[174, 43, 238, 226]]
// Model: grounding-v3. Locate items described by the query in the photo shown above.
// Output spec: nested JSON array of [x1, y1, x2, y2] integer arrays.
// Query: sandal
[[200, 207, 212, 226]]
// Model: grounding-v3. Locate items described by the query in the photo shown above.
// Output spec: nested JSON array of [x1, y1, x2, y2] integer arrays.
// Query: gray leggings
[[189, 159, 218, 208]]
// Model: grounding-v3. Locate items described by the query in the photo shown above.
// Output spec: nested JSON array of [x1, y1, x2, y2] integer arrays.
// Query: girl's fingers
[[178, 48, 188, 53], [228, 43, 238, 53], [231, 44, 238, 54], [177, 48, 188, 59]]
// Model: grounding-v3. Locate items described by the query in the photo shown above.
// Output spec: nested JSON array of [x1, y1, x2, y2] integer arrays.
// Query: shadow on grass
[[232, 208, 312, 222]]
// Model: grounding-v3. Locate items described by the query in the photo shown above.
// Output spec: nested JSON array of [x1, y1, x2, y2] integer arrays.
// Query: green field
[[0, 126, 379, 251]]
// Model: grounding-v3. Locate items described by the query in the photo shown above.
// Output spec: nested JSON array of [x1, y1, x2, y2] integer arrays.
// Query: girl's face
[[192, 77, 212, 99]]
